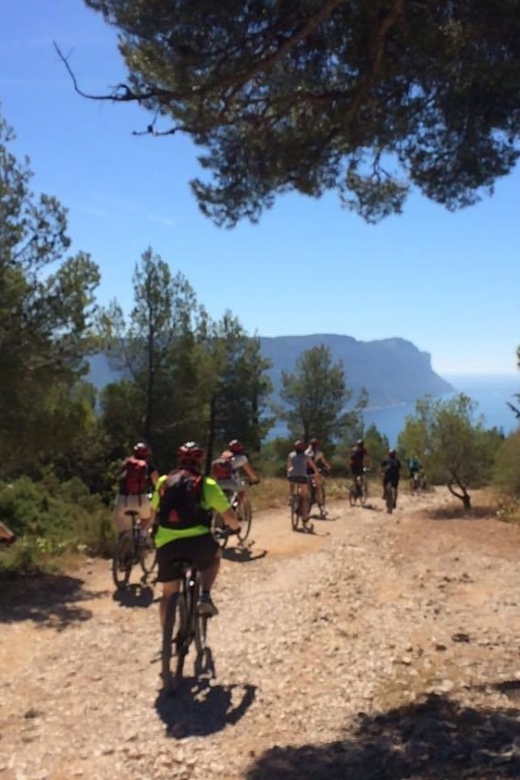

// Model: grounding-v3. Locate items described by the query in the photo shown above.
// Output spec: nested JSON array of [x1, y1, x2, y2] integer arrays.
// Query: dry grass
[[248, 476, 348, 512]]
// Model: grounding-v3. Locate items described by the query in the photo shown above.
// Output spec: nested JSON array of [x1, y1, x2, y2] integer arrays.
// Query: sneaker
[[197, 594, 219, 618]]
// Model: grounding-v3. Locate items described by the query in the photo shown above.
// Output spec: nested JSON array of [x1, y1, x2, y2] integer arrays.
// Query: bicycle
[[211, 481, 254, 548], [111, 509, 157, 589], [161, 531, 234, 692], [290, 486, 313, 533], [349, 470, 368, 506], [384, 482, 397, 514]]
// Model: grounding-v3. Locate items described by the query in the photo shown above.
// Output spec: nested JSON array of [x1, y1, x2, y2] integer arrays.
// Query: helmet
[[133, 442, 151, 459], [389, 448, 396, 456], [294, 440, 305, 453], [357, 439, 364, 446], [310, 437, 319, 447], [228, 439, 243, 454], [177, 441, 205, 466]]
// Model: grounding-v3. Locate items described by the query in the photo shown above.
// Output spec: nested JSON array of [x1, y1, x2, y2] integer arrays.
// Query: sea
[[363, 374, 520, 445], [268, 374, 520, 443]]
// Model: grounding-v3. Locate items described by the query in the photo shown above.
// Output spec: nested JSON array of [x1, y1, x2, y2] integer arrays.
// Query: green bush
[[493, 430, 520, 496], [0, 475, 114, 568]]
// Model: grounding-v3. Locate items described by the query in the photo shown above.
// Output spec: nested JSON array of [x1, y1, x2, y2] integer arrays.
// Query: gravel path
[[2, 487, 520, 779]]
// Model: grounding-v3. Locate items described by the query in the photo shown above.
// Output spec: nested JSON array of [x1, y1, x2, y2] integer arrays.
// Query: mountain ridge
[[88, 333, 453, 408], [258, 333, 453, 406]]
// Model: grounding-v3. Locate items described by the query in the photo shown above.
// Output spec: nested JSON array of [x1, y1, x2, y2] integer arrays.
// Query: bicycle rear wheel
[[290, 495, 299, 531], [237, 498, 252, 543], [112, 532, 133, 589], [139, 535, 157, 579], [161, 592, 188, 692]]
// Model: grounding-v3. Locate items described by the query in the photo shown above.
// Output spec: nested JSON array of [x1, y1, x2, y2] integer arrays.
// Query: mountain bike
[[112, 510, 157, 589], [384, 482, 397, 514], [161, 561, 207, 692], [290, 486, 313, 533], [160, 538, 233, 693], [349, 470, 368, 506], [211, 481, 254, 548]]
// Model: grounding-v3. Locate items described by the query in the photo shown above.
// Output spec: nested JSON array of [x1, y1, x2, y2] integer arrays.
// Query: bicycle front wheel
[[237, 498, 252, 543], [385, 485, 394, 514], [112, 532, 133, 589]]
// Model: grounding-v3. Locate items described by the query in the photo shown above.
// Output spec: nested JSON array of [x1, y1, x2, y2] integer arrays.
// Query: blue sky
[[2, 0, 520, 377]]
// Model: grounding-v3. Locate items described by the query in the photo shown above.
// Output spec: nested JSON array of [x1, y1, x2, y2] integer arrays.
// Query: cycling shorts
[[156, 533, 219, 583], [288, 475, 309, 484]]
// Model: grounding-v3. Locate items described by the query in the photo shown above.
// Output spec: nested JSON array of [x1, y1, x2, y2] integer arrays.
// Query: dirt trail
[[2, 487, 520, 780]]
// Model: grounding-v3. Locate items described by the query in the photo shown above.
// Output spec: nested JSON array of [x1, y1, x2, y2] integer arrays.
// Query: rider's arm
[[220, 507, 240, 531], [243, 462, 259, 482]]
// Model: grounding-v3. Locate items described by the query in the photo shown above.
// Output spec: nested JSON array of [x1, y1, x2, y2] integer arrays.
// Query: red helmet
[[310, 438, 319, 447], [228, 439, 243, 454], [294, 440, 305, 453], [178, 441, 205, 466], [133, 442, 151, 459]]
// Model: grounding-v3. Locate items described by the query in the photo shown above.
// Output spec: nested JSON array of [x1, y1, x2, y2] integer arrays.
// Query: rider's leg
[[160, 579, 181, 628]]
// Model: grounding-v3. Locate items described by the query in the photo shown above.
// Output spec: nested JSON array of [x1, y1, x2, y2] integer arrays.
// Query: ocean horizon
[[363, 373, 520, 445], [268, 373, 520, 444]]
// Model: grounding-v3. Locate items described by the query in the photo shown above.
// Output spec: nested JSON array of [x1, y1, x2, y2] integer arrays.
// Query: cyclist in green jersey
[[151, 442, 240, 625]]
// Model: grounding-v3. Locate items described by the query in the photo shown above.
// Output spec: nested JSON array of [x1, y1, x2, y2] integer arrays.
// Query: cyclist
[[287, 440, 321, 523], [381, 448, 402, 507], [407, 454, 423, 479], [112, 442, 159, 536], [305, 437, 331, 514], [153, 441, 240, 625], [211, 439, 260, 507], [350, 438, 370, 479]]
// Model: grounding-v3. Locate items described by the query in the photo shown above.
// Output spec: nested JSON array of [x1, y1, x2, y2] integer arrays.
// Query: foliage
[[0, 109, 101, 475], [81, 0, 520, 226], [0, 475, 114, 574], [493, 429, 520, 496], [398, 394, 504, 508], [279, 345, 365, 448]]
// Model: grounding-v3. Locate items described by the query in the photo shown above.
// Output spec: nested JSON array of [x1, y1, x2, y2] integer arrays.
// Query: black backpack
[[158, 469, 211, 530]]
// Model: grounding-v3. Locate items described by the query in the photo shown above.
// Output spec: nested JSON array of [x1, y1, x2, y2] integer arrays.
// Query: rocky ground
[[2, 486, 520, 779]]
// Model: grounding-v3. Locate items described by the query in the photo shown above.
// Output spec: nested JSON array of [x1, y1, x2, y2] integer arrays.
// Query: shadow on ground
[[112, 582, 156, 608], [245, 693, 520, 780], [0, 573, 108, 630], [155, 676, 256, 738], [222, 543, 268, 564]]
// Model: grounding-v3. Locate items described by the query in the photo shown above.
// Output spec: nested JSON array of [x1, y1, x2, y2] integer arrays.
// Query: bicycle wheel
[[161, 592, 188, 691], [237, 498, 252, 543], [139, 535, 157, 579], [385, 485, 394, 514], [211, 511, 229, 549], [360, 478, 368, 506], [112, 532, 133, 589], [290, 495, 299, 531]]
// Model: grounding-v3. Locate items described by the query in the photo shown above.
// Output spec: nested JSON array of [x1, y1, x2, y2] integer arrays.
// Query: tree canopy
[[78, 0, 520, 226]]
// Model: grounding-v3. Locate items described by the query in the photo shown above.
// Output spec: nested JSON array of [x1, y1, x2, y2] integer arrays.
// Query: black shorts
[[383, 476, 400, 488], [351, 466, 364, 477], [156, 533, 219, 583], [288, 475, 309, 484]]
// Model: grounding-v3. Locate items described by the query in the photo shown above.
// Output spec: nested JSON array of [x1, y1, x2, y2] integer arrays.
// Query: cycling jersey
[[287, 451, 312, 479]]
